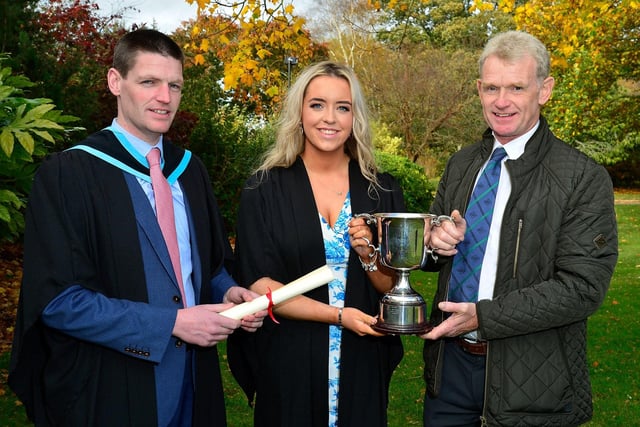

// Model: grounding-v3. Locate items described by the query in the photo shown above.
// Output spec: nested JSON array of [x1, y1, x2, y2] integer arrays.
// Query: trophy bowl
[[357, 213, 435, 335]]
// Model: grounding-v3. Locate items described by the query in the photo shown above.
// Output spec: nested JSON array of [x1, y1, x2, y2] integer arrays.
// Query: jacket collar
[[483, 116, 555, 179]]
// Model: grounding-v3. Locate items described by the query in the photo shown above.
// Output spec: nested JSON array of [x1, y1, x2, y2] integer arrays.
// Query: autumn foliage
[[0, 243, 21, 354], [181, 0, 327, 113], [474, 0, 640, 163]]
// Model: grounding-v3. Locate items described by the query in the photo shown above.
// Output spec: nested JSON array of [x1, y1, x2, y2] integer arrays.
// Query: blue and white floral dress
[[319, 193, 351, 427]]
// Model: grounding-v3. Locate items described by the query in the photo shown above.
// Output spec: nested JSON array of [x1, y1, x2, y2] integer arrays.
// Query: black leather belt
[[454, 337, 487, 356]]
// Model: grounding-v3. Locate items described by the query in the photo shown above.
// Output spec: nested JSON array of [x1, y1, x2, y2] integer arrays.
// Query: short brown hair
[[112, 29, 184, 78]]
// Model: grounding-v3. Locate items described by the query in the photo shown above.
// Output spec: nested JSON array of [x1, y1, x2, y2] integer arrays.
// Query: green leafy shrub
[[187, 105, 273, 234], [0, 55, 81, 242], [376, 151, 436, 213]]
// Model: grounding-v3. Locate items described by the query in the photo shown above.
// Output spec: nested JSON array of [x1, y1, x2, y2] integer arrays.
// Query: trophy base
[[372, 321, 433, 335], [373, 289, 431, 335]]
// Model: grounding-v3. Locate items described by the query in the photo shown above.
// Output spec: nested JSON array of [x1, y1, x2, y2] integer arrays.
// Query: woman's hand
[[348, 216, 376, 261], [340, 307, 384, 337]]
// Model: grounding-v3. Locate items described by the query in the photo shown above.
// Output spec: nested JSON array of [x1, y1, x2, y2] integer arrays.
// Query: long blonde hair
[[256, 61, 380, 190]]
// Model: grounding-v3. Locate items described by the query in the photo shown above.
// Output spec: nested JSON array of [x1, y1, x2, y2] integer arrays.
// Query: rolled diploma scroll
[[219, 265, 334, 320]]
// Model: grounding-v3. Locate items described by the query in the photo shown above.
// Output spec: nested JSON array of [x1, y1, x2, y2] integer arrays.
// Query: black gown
[[9, 130, 231, 426], [229, 157, 405, 427]]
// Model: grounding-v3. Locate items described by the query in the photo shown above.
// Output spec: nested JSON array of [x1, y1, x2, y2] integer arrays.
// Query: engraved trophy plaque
[[356, 213, 435, 335]]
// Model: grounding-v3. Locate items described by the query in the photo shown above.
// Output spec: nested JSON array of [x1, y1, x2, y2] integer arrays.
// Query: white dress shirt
[[477, 122, 539, 301]]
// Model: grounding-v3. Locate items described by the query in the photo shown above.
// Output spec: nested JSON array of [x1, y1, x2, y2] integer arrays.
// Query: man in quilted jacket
[[420, 30, 618, 426]]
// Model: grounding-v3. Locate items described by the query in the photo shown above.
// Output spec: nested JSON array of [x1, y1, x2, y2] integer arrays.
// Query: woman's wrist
[[334, 306, 343, 326], [359, 250, 378, 272]]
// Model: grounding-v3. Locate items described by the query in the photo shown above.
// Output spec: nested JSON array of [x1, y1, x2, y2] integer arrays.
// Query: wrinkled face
[[301, 75, 353, 155], [107, 52, 183, 144], [477, 54, 554, 144]]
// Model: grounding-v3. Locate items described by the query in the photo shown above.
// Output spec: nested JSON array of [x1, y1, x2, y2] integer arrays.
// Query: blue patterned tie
[[448, 147, 507, 302]]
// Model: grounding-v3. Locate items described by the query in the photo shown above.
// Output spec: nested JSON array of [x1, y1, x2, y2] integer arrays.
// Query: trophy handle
[[420, 214, 458, 268], [353, 213, 380, 252], [421, 243, 432, 270], [353, 213, 378, 226]]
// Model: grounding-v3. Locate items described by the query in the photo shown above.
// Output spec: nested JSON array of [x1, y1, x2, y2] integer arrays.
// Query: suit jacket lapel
[[125, 173, 181, 291]]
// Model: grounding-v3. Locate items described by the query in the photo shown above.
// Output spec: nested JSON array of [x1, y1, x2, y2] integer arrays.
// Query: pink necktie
[[146, 147, 186, 304]]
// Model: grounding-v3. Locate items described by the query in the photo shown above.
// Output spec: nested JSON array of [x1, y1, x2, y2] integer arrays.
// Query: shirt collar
[[492, 120, 539, 160], [111, 119, 165, 159]]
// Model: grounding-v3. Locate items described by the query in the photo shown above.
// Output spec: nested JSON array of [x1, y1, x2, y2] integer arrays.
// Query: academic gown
[[228, 157, 405, 427], [9, 130, 231, 426]]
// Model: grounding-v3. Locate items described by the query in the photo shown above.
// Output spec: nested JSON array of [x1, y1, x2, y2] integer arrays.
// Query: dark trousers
[[423, 340, 486, 427], [168, 351, 194, 427]]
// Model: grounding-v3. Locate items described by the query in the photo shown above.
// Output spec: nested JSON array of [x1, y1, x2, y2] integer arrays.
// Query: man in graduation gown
[[8, 28, 265, 426]]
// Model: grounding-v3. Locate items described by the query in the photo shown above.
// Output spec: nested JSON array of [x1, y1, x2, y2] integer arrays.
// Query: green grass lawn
[[1, 203, 638, 426]]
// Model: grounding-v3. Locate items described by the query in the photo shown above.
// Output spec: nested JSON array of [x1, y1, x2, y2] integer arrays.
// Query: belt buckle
[[457, 337, 487, 356]]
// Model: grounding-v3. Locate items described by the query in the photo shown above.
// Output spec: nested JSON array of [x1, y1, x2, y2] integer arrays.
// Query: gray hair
[[479, 31, 551, 85]]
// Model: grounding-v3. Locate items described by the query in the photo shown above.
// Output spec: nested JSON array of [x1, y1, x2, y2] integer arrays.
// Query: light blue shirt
[[112, 119, 196, 307]]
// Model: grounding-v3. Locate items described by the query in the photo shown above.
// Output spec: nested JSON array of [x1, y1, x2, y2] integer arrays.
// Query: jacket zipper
[[480, 344, 490, 426], [480, 219, 522, 425], [433, 270, 450, 395], [431, 255, 456, 395], [512, 219, 523, 278]]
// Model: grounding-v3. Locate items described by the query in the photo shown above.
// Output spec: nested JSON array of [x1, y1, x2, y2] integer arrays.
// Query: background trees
[[0, 0, 638, 241], [361, 46, 481, 170], [182, 0, 327, 113], [500, 0, 640, 166], [6, 0, 129, 140]]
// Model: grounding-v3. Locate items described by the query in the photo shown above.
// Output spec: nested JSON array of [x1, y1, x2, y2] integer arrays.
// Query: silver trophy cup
[[356, 213, 435, 335]]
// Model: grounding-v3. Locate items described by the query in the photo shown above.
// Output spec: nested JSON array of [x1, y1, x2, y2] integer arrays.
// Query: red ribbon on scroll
[[265, 287, 280, 324]]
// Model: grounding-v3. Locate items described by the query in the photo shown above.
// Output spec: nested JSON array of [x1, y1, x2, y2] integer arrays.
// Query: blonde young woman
[[228, 61, 406, 427]]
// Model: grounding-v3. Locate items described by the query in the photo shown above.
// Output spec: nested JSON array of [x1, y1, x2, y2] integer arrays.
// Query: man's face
[[477, 54, 554, 144], [107, 52, 183, 144]]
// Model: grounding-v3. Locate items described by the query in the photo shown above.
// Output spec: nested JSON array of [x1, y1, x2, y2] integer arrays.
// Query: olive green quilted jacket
[[422, 117, 618, 426]]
